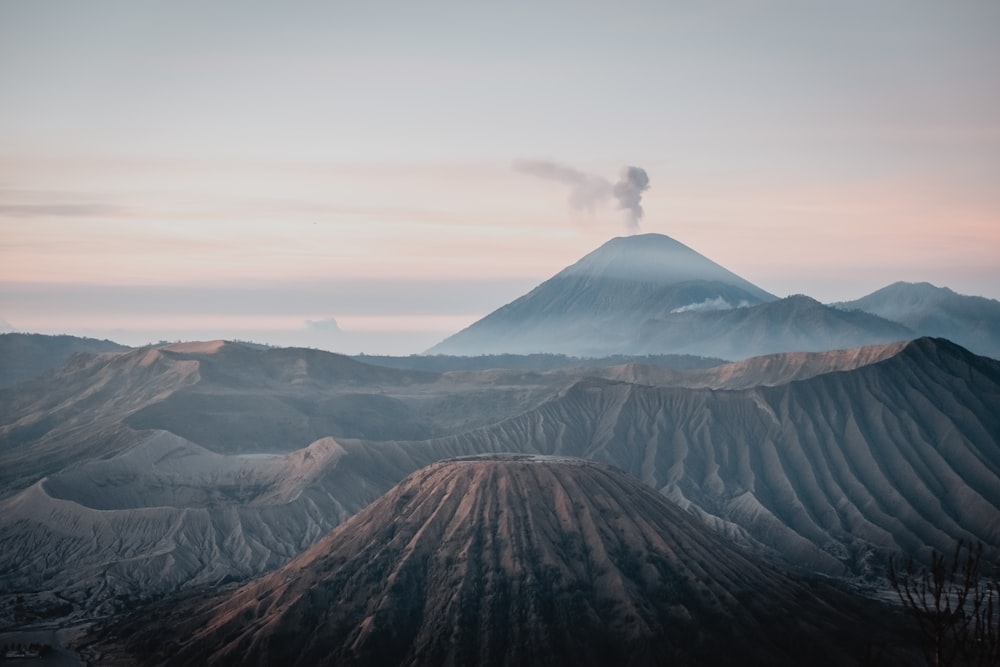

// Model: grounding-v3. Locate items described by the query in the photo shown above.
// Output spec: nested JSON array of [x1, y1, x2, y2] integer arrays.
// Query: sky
[[2, 1, 998, 354]]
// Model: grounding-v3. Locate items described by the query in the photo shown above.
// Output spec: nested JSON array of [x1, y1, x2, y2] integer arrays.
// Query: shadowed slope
[[97, 457, 904, 667]]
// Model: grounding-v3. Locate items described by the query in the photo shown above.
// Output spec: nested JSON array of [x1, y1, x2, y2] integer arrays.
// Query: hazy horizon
[[3, 1, 999, 354]]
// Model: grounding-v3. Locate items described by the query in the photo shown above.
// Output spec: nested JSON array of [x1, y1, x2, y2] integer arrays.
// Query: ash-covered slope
[[345, 338, 1000, 575], [428, 235, 913, 359], [0, 431, 357, 622], [428, 233, 777, 357], [0, 345, 201, 494], [834, 281, 1000, 359], [95, 457, 901, 667], [0, 340, 574, 619], [590, 339, 910, 390], [3, 337, 996, 624], [0, 340, 561, 495]]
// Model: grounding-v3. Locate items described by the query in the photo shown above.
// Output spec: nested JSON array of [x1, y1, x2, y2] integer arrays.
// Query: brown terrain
[[87, 456, 911, 666]]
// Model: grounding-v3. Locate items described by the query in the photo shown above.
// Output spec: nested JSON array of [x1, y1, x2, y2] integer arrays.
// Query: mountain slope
[[634, 294, 914, 358], [340, 338, 1000, 575], [835, 281, 1000, 358], [428, 235, 915, 359], [92, 456, 907, 667], [428, 233, 777, 356], [3, 337, 996, 623], [0, 340, 562, 495]]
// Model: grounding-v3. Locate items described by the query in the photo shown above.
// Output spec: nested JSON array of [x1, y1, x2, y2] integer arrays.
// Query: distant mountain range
[[429, 233, 1000, 360], [88, 456, 911, 666], [2, 337, 997, 627], [833, 281, 1000, 359], [2, 236, 996, 391]]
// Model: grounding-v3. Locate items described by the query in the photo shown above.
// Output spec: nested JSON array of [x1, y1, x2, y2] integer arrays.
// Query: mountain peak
[[558, 233, 775, 300], [427, 233, 778, 356]]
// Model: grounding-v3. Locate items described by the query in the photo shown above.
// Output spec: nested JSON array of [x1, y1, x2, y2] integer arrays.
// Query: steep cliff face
[[96, 457, 904, 667]]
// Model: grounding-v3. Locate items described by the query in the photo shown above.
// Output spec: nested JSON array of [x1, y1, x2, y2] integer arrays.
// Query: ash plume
[[513, 159, 650, 233]]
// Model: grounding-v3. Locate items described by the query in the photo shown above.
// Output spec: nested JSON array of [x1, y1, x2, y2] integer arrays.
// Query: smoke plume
[[612, 166, 650, 233], [513, 159, 650, 233]]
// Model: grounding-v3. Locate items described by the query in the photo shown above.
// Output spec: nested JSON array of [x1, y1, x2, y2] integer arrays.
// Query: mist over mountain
[[834, 281, 1000, 359], [634, 293, 914, 359], [88, 456, 909, 667], [428, 234, 915, 359]]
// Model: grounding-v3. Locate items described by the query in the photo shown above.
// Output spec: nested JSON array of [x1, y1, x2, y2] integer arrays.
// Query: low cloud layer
[[514, 160, 650, 233], [670, 297, 751, 314]]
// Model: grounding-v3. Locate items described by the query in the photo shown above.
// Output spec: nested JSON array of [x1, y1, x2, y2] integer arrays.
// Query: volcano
[[428, 233, 777, 357], [96, 456, 906, 666], [428, 234, 911, 359]]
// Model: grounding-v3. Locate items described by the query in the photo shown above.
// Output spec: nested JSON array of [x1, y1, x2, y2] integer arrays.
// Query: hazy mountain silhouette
[[91, 456, 909, 666], [834, 281, 1000, 359]]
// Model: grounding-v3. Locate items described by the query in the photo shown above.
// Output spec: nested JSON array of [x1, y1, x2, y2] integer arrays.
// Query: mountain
[[588, 340, 910, 390], [834, 281, 1000, 359], [428, 234, 914, 359], [428, 233, 777, 357], [634, 294, 914, 358], [88, 456, 908, 666], [3, 337, 997, 627], [0, 332, 129, 389], [0, 340, 562, 495]]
